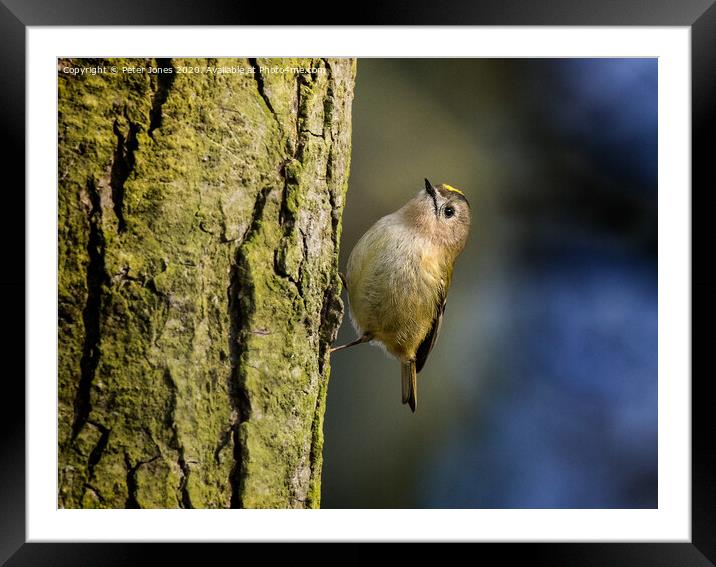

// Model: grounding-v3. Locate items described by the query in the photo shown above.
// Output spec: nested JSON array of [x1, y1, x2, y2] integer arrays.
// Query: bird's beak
[[424, 178, 438, 215]]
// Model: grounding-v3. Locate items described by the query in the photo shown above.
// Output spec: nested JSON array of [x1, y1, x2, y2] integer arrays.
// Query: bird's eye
[[444, 206, 455, 218]]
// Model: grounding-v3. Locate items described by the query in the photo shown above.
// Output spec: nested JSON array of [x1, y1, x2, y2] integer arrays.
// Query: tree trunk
[[57, 58, 355, 509]]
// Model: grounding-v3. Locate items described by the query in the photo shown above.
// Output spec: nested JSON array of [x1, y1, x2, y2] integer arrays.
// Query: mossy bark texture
[[58, 58, 355, 508]]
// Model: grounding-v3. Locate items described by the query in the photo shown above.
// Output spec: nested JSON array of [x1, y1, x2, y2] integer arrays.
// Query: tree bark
[[57, 58, 355, 508]]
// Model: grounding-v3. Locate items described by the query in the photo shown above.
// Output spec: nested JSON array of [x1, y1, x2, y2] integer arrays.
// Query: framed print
[[4, 0, 714, 565]]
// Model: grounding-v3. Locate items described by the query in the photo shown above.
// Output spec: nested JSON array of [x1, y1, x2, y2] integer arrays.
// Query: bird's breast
[[346, 219, 443, 357]]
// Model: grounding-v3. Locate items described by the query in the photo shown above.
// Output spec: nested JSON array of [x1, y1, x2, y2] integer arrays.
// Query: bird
[[331, 179, 471, 412]]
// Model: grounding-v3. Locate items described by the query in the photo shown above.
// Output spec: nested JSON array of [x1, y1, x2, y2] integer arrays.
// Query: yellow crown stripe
[[441, 184, 465, 197]]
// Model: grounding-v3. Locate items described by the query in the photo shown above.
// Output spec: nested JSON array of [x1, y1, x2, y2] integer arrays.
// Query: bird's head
[[403, 178, 471, 257]]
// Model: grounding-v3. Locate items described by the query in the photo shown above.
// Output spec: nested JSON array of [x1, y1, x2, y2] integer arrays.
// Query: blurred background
[[322, 58, 657, 508]]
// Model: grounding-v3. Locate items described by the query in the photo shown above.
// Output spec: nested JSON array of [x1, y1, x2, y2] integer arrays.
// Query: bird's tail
[[401, 361, 417, 413]]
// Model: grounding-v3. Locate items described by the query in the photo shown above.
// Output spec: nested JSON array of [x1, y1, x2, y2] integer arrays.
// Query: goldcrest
[[332, 179, 471, 412]]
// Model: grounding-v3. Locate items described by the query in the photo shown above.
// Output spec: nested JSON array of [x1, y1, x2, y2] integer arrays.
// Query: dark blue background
[[323, 59, 658, 508]]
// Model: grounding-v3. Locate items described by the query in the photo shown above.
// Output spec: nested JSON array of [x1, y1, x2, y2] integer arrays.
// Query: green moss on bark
[[58, 58, 355, 508]]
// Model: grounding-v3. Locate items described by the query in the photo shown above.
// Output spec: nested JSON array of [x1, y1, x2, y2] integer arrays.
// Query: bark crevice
[[110, 116, 139, 233], [148, 58, 176, 139], [249, 58, 280, 128], [124, 454, 160, 509], [163, 368, 193, 509], [71, 178, 108, 440], [86, 421, 111, 478], [227, 186, 271, 508]]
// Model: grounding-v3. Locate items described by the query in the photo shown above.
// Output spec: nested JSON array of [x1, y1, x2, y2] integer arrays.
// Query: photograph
[[57, 57, 657, 510]]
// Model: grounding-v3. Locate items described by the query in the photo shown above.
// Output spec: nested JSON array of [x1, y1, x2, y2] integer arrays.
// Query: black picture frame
[[3, 1, 713, 565]]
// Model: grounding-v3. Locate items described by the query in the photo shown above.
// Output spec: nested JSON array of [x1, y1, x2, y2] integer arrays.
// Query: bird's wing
[[415, 279, 448, 374]]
